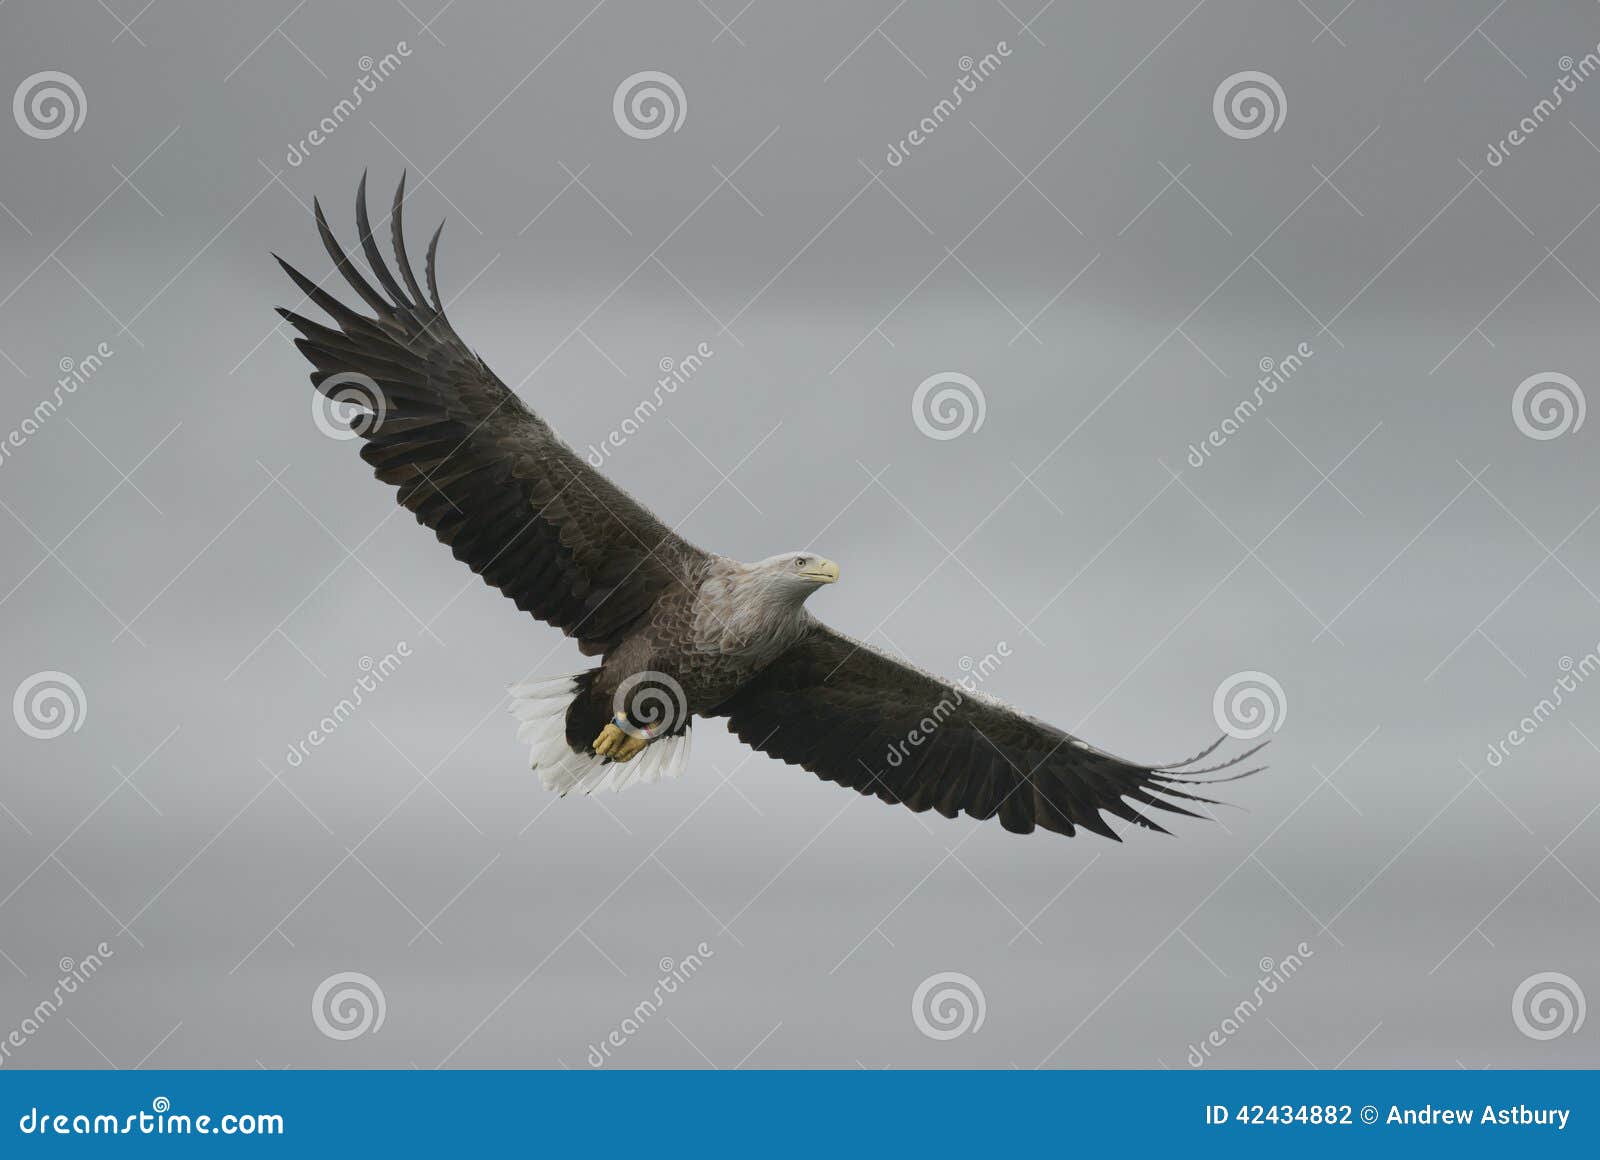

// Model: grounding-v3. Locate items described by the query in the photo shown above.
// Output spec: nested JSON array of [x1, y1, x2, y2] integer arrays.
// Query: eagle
[[275, 175, 1264, 840]]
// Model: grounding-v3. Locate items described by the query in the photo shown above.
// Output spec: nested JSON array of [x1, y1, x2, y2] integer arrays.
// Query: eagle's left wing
[[712, 623, 1263, 838], [275, 175, 713, 656]]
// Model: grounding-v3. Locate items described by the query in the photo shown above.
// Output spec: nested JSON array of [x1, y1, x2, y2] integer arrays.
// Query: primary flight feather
[[276, 174, 1264, 839]]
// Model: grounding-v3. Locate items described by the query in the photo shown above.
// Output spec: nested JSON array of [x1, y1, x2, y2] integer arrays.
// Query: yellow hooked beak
[[801, 559, 840, 584]]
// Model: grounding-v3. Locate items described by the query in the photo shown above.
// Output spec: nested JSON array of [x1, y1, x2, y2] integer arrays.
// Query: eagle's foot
[[592, 723, 648, 763]]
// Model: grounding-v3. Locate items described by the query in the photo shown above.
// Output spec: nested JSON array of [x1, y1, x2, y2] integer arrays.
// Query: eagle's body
[[277, 176, 1264, 839], [651, 555, 824, 710], [519, 554, 826, 795]]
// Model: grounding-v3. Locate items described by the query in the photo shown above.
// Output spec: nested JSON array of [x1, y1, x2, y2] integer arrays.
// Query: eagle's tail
[[508, 673, 692, 795]]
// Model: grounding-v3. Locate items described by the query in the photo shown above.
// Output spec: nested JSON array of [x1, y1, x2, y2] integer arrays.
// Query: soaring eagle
[[276, 175, 1264, 840]]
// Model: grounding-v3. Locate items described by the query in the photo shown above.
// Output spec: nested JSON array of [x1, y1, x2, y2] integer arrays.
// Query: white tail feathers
[[508, 673, 693, 796]]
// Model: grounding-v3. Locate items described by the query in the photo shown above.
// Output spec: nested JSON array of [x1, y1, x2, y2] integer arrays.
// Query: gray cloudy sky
[[0, 0, 1598, 1068]]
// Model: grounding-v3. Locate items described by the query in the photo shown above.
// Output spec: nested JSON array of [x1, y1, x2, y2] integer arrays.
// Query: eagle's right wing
[[713, 623, 1265, 838], [276, 175, 710, 656]]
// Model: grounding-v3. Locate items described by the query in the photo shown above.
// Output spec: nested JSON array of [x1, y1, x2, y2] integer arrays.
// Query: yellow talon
[[592, 722, 625, 757], [612, 732, 648, 762], [592, 723, 649, 763]]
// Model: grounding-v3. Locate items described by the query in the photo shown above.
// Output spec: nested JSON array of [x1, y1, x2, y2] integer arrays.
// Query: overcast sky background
[[1, 0, 1598, 1068]]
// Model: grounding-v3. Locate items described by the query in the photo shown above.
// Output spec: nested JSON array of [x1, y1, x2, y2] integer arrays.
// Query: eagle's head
[[751, 552, 840, 602]]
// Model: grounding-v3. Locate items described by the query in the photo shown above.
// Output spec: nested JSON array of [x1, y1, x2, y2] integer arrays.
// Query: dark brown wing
[[276, 174, 709, 656], [712, 623, 1265, 838]]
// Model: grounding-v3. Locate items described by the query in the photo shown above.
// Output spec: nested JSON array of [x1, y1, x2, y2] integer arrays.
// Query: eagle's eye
[[793, 556, 806, 568]]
